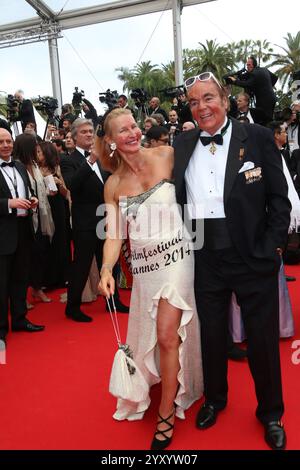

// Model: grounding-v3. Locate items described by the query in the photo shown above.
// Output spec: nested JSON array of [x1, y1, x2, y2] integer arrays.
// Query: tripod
[[135, 103, 149, 128], [43, 114, 59, 141]]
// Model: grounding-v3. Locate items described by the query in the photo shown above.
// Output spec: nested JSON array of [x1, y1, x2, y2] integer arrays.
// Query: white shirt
[[287, 124, 299, 153], [246, 110, 254, 124], [76, 146, 104, 184], [0, 157, 27, 216], [281, 153, 300, 232], [185, 119, 232, 219]]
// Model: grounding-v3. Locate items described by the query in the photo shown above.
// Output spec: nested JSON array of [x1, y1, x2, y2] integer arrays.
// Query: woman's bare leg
[[155, 298, 182, 439]]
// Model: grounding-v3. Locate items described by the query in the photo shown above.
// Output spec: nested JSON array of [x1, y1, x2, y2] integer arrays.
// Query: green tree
[[116, 66, 135, 94], [184, 40, 235, 81], [270, 32, 300, 88], [252, 39, 274, 65]]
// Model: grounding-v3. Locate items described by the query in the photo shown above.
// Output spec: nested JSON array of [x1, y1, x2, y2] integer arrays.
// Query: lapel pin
[[239, 148, 245, 161]]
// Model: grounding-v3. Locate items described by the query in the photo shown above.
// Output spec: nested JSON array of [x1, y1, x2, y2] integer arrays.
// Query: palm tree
[[131, 61, 161, 95], [160, 61, 176, 88], [230, 39, 253, 66], [270, 32, 300, 88], [186, 40, 235, 81], [116, 66, 135, 94], [253, 39, 274, 65]]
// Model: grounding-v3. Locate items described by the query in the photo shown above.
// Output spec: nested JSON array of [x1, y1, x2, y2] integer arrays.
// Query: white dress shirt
[[0, 157, 27, 216], [76, 146, 104, 184], [287, 125, 299, 153], [185, 119, 232, 219]]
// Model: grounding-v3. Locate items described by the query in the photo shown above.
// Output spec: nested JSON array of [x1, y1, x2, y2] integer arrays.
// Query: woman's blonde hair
[[96, 108, 133, 172]]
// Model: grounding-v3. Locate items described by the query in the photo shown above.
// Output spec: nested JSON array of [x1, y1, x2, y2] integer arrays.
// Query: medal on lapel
[[209, 142, 217, 155]]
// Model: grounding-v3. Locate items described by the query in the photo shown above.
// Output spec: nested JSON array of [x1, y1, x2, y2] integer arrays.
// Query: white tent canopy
[[0, 0, 215, 111]]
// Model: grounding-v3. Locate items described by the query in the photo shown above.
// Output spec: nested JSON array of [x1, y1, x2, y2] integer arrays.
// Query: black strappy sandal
[[150, 410, 175, 450]]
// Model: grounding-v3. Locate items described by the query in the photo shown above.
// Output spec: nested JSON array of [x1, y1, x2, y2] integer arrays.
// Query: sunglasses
[[184, 72, 222, 89]]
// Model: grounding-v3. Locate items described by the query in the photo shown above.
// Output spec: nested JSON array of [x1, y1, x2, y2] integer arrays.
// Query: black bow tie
[[1, 161, 15, 168], [200, 134, 223, 146], [84, 151, 91, 158], [199, 119, 231, 147]]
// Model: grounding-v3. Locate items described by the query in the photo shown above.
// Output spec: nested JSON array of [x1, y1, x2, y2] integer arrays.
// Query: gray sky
[[1, 0, 299, 113]]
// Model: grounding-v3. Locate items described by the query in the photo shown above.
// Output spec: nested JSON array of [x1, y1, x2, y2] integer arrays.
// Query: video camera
[[99, 89, 119, 110], [35, 96, 58, 123], [130, 88, 148, 107], [159, 86, 185, 99], [6, 94, 20, 123], [223, 68, 249, 85]]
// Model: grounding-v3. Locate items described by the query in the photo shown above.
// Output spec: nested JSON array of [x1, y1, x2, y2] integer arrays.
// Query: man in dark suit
[[61, 118, 128, 322], [236, 92, 266, 125], [149, 97, 168, 123], [173, 73, 290, 450], [229, 56, 277, 122], [0, 128, 44, 344], [14, 90, 36, 132]]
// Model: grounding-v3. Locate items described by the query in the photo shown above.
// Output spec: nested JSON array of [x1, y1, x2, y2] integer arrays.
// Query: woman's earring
[[109, 142, 117, 158]]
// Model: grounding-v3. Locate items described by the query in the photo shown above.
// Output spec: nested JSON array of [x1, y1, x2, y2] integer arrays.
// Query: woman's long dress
[[112, 180, 203, 421]]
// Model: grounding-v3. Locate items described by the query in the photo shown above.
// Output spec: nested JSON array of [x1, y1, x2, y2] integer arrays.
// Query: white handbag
[[106, 296, 149, 402]]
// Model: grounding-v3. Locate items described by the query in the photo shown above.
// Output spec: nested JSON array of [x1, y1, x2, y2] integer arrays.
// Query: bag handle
[[106, 295, 122, 347]]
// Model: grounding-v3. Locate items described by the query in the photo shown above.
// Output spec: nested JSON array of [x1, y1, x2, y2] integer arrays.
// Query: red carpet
[[0, 266, 299, 450]]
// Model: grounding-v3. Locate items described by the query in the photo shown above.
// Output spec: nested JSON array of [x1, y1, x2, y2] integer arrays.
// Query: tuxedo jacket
[[0, 160, 34, 255], [173, 119, 291, 273], [60, 149, 109, 231]]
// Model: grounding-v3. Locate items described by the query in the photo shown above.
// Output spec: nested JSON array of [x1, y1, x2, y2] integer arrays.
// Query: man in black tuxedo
[[236, 92, 266, 125], [61, 118, 128, 322], [229, 56, 277, 123], [173, 73, 290, 450], [0, 128, 44, 343]]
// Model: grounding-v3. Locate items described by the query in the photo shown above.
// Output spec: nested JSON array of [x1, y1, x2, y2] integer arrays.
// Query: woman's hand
[[53, 176, 62, 186], [98, 268, 115, 298]]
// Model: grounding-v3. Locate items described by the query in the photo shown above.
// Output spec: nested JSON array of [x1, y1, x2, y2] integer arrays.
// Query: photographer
[[228, 56, 278, 123], [82, 98, 98, 128], [14, 89, 36, 131], [59, 103, 74, 128], [99, 89, 119, 111]]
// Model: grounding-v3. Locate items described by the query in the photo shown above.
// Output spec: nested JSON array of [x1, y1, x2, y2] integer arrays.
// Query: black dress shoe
[[285, 275, 296, 282], [12, 321, 45, 332], [228, 344, 247, 361], [106, 300, 129, 314], [66, 310, 92, 322], [196, 403, 218, 429], [264, 421, 286, 450]]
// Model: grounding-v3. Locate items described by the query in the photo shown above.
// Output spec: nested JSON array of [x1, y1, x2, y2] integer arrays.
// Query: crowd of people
[[1, 56, 300, 451]]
